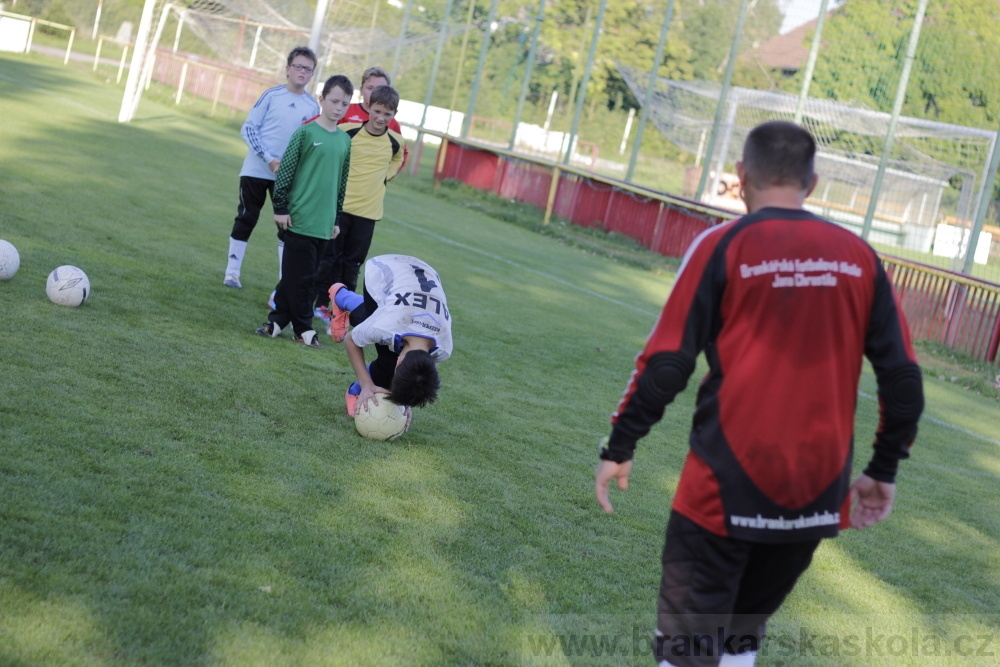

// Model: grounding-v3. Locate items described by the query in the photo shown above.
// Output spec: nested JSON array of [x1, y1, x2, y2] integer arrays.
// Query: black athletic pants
[[268, 230, 327, 337], [313, 212, 376, 307], [348, 286, 398, 390], [654, 511, 820, 666], [230, 175, 284, 243]]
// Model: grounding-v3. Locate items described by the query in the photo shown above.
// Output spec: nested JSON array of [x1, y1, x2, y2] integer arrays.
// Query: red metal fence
[[148, 50, 272, 114], [433, 138, 1000, 366], [884, 258, 1000, 363], [435, 138, 721, 260]]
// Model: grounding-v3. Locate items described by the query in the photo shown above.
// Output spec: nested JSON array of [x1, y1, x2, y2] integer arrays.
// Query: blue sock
[[348, 381, 361, 396], [334, 287, 363, 313]]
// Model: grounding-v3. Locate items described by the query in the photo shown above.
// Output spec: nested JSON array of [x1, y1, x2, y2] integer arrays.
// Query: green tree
[[811, 0, 1000, 129]]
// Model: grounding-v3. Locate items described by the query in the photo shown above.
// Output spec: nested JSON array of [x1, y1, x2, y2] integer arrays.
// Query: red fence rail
[[433, 137, 1000, 366], [435, 138, 721, 260], [147, 50, 273, 114], [883, 257, 1000, 363]]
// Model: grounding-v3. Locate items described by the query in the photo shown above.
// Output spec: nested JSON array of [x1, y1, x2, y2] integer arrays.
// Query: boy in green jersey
[[255, 75, 353, 348]]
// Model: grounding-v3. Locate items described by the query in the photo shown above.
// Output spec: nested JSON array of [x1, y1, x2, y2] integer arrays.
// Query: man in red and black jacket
[[595, 121, 924, 667]]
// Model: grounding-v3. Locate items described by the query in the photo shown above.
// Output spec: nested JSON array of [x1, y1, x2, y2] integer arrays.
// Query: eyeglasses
[[289, 64, 314, 73]]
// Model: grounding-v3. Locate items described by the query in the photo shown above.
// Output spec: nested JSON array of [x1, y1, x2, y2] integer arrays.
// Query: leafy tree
[[811, 0, 1000, 129]]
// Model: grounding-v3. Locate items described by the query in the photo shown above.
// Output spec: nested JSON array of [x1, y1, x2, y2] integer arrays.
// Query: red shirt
[[610, 207, 921, 541]]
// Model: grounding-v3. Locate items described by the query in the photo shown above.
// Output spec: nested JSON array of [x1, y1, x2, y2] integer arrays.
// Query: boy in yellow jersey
[[312, 85, 405, 317], [255, 75, 352, 349]]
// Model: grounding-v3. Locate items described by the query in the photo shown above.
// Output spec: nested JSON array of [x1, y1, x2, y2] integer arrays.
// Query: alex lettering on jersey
[[351, 255, 453, 362]]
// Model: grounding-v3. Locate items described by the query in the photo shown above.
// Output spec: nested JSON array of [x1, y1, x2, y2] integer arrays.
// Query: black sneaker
[[256, 322, 281, 338], [294, 330, 324, 349]]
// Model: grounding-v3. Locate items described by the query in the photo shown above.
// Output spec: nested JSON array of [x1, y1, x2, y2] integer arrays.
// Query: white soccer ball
[[46, 265, 90, 307], [354, 396, 408, 441], [0, 240, 19, 280]]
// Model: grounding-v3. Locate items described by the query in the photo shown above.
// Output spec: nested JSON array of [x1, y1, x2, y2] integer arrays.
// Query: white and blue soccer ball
[[0, 240, 20, 280], [354, 397, 408, 441], [46, 265, 90, 307]]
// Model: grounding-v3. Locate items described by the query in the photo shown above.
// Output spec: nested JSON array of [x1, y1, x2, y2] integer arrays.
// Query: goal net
[[618, 63, 995, 252], [119, 0, 465, 122]]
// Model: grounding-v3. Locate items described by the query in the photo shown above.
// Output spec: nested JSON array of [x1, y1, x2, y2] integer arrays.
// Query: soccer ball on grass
[[46, 265, 90, 307], [0, 240, 20, 280], [354, 396, 408, 441]]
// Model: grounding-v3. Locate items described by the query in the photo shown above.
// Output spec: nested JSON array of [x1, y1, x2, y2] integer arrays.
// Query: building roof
[[747, 19, 817, 71]]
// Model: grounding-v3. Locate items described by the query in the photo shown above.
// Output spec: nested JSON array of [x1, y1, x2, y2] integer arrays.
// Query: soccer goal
[[618, 64, 996, 256]]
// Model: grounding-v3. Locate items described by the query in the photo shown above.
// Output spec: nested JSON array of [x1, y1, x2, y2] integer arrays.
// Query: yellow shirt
[[340, 123, 404, 220]]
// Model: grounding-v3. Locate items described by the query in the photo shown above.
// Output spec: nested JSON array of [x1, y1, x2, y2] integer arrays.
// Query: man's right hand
[[269, 159, 281, 173]]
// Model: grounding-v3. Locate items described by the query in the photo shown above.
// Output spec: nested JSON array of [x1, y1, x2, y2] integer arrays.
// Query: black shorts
[[654, 511, 820, 666]]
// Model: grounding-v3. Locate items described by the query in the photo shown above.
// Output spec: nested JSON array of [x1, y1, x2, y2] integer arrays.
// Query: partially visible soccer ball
[[46, 265, 90, 307], [354, 396, 408, 441], [0, 240, 19, 280]]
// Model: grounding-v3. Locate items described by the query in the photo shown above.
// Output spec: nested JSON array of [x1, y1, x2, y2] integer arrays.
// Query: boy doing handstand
[[327, 254, 452, 424]]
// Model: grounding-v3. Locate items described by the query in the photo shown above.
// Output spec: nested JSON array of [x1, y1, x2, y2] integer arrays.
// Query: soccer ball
[[46, 265, 90, 307], [0, 240, 19, 280], [354, 396, 408, 441]]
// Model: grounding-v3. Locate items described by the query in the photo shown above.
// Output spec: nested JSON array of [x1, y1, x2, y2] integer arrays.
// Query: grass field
[[1, 53, 999, 666]]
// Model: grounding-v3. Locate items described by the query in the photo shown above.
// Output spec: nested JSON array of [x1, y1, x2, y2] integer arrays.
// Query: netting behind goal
[[119, 0, 470, 122], [154, 1, 464, 83], [618, 64, 995, 251]]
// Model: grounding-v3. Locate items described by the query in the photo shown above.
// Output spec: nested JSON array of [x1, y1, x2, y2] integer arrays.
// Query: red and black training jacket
[[608, 207, 924, 542]]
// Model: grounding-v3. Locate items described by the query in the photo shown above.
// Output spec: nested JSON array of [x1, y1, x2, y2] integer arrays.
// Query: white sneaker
[[224, 273, 242, 288]]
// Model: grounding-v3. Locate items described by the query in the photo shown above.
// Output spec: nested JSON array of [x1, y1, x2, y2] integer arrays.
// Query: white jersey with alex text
[[351, 255, 452, 362]]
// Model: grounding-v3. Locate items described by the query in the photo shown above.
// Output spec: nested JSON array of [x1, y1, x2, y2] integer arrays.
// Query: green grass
[[1, 53, 999, 666]]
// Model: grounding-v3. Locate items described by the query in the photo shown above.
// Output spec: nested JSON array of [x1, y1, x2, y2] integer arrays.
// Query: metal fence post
[[962, 128, 1000, 274], [793, 0, 831, 125], [391, 0, 415, 82], [509, 0, 547, 151], [861, 0, 929, 240], [694, 0, 751, 202], [414, 0, 456, 175], [461, 0, 500, 139], [562, 0, 608, 166], [627, 0, 676, 182]]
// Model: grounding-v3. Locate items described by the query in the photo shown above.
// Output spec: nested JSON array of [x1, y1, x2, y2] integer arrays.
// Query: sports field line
[[858, 390, 998, 447], [385, 215, 998, 451], [0, 70, 111, 119], [384, 214, 660, 317]]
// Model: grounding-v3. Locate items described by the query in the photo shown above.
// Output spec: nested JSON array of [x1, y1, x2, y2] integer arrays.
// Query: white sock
[[277, 240, 284, 281], [226, 238, 247, 276], [719, 651, 757, 666]]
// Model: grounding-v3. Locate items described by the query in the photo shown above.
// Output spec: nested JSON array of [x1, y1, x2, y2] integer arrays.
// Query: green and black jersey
[[273, 123, 351, 240]]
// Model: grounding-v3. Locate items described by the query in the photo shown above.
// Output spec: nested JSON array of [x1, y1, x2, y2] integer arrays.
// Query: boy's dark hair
[[388, 350, 440, 408], [742, 120, 815, 191], [368, 85, 399, 112], [286, 46, 317, 68], [322, 75, 354, 99], [361, 66, 391, 86]]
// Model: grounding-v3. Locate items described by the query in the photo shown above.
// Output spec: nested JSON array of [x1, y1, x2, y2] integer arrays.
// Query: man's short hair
[[286, 46, 317, 68], [361, 66, 391, 86], [742, 121, 816, 191], [322, 74, 354, 99], [368, 85, 399, 112], [388, 350, 439, 408]]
